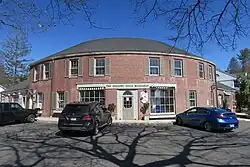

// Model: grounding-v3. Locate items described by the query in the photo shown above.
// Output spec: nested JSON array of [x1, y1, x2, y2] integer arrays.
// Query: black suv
[[58, 101, 112, 135], [0, 102, 41, 125]]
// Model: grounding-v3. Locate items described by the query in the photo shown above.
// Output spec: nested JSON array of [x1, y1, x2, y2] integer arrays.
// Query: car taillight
[[216, 114, 224, 118], [82, 115, 92, 120]]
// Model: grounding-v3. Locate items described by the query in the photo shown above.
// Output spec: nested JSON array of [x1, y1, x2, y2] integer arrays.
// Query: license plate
[[229, 124, 235, 128], [70, 118, 76, 121]]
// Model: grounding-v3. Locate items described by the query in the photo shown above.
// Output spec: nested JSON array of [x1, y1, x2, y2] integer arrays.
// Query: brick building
[[29, 37, 217, 120]]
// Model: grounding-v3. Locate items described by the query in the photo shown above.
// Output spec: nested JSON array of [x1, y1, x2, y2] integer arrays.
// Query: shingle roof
[[31, 37, 202, 66], [216, 69, 237, 78], [217, 82, 237, 92], [2, 80, 29, 94]]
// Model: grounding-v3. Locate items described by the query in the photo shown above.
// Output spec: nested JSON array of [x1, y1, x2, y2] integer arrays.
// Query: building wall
[[30, 53, 216, 118]]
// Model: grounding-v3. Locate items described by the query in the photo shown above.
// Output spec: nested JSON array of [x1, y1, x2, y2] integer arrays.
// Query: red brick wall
[[30, 53, 216, 117]]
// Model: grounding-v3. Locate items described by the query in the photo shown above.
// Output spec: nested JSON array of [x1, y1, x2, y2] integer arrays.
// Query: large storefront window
[[150, 88, 175, 113], [80, 90, 105, 105]]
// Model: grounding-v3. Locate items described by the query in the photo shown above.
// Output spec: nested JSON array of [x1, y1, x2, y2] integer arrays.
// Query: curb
[[238, 118, 250, 122], [36, 117, 175, 124]]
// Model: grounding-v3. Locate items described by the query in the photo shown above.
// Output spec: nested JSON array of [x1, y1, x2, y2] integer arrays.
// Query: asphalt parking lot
[[0, 121, 250, 167]]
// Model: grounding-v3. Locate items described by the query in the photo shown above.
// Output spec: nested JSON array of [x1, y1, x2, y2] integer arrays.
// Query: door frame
[[117, 89, 138, 120]]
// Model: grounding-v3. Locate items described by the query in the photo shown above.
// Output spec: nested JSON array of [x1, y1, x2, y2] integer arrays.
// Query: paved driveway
[[0, 121, 250, 167]]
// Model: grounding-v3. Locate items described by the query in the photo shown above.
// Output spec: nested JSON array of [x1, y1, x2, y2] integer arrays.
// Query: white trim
[[43, 63, 50, 79], [150, 114, 176, 119], [173, 59, 184, 77], [31, 51, 216, 66], [33, 68, 38, 81], [224, 91, 231, 96], [94, 58, 105, 76], [77, 83, 177, 90], [69, 58, 79, 77], [149, 57, 160, 76], [117, 90, 139, 120]]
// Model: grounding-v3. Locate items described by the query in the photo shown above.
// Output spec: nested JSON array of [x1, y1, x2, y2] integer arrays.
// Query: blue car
[[175, 107, 239, 132]]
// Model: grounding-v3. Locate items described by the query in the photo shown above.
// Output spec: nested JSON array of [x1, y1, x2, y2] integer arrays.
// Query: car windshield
[[62, 104, 90, 114]]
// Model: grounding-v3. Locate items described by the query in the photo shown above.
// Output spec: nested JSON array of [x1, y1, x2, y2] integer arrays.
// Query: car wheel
[[176, 117, 183, 126], [92, 121, 99, 135], [204, 122, 212, 132], [27, 114, 35, 123], [107, 116, 112, 126], [60, 130, 68, 136]]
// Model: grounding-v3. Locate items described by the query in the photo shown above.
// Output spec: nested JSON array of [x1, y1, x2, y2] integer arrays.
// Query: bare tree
[[130, 0, 250, 51], [0, 0, 106, 32]]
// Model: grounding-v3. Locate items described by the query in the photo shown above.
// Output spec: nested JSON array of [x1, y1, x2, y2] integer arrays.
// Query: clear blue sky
[[0, 0, 249, 70]]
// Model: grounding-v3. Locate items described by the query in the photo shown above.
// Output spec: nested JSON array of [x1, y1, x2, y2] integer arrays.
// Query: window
[[57, 92, 65, 108], [37, 92, 44, 109], [208, 65, 213, 80], [210, 91, 214, 107], [149, 58, 160, 75], [197, 108, 210, 115], [189, 90, 197, 107], [13, 95, 19, 103], [70, 59, 79, 76], [174, 59, 183, 76], [44, 63, 50, 79], [150, 88, 175, 113], [123, 97, 132, 108], [187, 108, 197, 114], [199, 62, 205, 78], [10, 103, 23, 110], [80, 90, 105, 105], [34, 66, 39, 81], [95, 58, 105, 75]]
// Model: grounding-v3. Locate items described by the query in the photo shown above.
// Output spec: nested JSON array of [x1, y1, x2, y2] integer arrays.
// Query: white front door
[[117, 90, 138, 120]]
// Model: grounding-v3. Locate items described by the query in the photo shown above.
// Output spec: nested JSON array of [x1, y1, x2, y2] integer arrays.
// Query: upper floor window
[[70, 59, 79, 76], [34, 66, 39, 81], [149, 57, 160, 75], [198, 62, 205, 78], [174, 59, 183, 76], [95, 58, 105, 75], [44, 63, 50, 79], [208, 65, 213, 80], [189, 90, 197, 107]]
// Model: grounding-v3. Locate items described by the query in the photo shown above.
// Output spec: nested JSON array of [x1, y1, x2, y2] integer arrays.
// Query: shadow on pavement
[[0, 122, 250, 167]]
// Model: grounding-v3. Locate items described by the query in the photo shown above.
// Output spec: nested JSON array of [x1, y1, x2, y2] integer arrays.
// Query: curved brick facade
[[30, 52, 217, 120]]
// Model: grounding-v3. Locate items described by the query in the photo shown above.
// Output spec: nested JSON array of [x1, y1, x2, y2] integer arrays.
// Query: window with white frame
[[34, 66, 39, 81], [189, 90, 197, 107], [44, 63, 50, 79], [57, 92, 65, 108], [174, 59, 183, 76], [149, 57, 160, 75], [150, 88, 175, 113], [199, 62, 205, 78], [208, 65, 213, 80], [80, 90, 105, 105], [70, 59, 79, 76], [37, 92, 44, 109], [95, 58, 105, 75]]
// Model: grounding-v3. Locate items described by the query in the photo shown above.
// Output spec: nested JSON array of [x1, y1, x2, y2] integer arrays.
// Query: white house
[[1, 80, 33, 109], [216, 69, 239, 111], [216, 69, 239, 90]]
